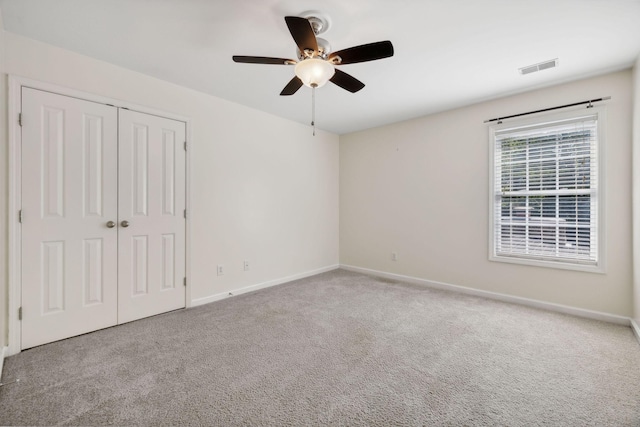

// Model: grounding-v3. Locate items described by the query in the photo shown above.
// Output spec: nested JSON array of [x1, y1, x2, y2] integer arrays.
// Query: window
[[489, 108, 604, 272]]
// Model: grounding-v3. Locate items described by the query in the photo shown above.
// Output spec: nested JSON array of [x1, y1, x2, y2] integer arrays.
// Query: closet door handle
[[106, 221, 116, 228], [121, 220, 130, 228]]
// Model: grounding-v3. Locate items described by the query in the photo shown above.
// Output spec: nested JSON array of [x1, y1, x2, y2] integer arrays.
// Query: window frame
[[488, 106, 606, 273]]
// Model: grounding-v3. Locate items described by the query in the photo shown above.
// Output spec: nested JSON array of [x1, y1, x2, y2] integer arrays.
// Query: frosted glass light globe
[[294, 58, 335, 88]]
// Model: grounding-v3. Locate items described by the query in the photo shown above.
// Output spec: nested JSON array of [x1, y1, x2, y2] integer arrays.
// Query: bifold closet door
[[21, 87, 119, 349], [117, 109, 186, 323]]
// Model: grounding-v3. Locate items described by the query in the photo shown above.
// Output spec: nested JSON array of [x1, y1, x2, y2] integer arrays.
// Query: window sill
[[489, 254, 605, 274]]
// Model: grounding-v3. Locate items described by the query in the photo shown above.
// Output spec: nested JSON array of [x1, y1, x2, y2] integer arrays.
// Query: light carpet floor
[[1, 269, 639, 426]]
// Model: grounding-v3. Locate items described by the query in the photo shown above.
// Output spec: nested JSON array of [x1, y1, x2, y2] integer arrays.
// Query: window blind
[[493, 114, 599, 266]]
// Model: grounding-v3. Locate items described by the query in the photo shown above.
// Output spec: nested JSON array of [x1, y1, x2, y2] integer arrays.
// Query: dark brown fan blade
[[330, 69, 365, 93], [233, 56, 296, 65], [329, 41, 394, 65], [280, 76, 303, 96], [285, 16, 318, 55]]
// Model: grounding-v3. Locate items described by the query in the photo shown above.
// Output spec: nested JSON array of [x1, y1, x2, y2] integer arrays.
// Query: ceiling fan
[[232, 14, 394, 96]]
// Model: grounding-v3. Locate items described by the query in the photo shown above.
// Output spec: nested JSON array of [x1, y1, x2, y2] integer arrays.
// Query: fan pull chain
[[311, 84, 316, 136]]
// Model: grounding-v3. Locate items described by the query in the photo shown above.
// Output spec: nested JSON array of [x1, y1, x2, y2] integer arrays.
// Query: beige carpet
[[1, 269, 639, 426]]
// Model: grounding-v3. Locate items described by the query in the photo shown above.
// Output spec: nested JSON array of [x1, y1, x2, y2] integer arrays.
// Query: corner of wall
[[0, 6, 9, 351], [633, 53, 640, 325], [340, 70, 634, 317], [631, 318, 640, 346]]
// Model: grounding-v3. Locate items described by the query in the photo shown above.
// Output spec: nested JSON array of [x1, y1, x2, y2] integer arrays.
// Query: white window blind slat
[[492, 113, 599, 267]]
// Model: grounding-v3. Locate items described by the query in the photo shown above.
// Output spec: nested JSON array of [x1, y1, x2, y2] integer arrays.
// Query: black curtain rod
[[484, 96, 611, 124]]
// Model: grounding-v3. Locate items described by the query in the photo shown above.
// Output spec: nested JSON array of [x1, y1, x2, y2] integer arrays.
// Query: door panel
[[21, 89, 186, 348], [21, 88, 119, 349], [117, 109, 186, 323]]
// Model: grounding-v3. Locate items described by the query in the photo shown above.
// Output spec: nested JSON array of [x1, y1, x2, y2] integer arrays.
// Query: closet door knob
[[106, 221, 116, 228], [121, 220, 130, 228]]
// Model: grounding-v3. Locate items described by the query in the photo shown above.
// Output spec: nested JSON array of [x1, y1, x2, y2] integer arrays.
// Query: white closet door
[[21, 88, 119, 349], [117, 109, 186, 323]]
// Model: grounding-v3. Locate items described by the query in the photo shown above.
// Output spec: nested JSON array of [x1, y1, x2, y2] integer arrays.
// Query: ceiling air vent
[[519, 58, 558, 75]]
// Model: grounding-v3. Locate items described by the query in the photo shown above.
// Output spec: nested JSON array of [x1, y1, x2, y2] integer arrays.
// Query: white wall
[[341, 70, 633, 317], [1, 25, 636, 355], [0, 31, 339, 347], [633, 56, 640, 324], [0, 9, 7, 349]]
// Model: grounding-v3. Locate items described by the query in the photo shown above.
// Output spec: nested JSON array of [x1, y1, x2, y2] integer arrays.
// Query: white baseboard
[[340, 264, 631, 326], [0, 346, 8, 380], [631, 319, 640, 346], [190, 264, 340, 308]]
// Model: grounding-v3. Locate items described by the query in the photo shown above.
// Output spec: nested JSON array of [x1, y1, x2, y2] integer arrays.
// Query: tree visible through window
[[491, 112, 601, 269]]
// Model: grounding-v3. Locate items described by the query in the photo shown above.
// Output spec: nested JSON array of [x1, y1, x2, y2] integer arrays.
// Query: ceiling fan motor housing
[[297, 37, 332, 60]]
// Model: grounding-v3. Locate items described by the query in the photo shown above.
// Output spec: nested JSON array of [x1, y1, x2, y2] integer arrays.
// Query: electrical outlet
[[243, 260, 250, 271], [217, 265, 224, 276], [391, 252, 398, 261]]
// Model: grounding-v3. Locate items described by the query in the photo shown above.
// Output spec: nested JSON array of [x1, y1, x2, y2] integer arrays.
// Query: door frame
[[7, 75, 193, 356]]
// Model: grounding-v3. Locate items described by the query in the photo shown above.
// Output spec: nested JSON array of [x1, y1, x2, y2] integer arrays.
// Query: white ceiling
[[1, 0, 639, 134]]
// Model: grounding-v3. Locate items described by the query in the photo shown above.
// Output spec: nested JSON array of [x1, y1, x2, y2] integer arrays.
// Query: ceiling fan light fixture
[[295, 58, 335, 88], [232, 14, 394, 134]]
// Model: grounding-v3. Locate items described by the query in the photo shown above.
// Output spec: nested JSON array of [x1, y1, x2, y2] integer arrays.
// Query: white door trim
[[7, 75, 193, 356]]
